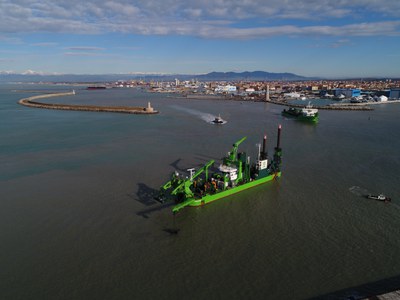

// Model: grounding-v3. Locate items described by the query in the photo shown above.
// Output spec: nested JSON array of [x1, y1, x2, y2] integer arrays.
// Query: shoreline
[[265, 98, 374, 110], [18, 91, 159, 114], [170, 93, 380, 110]]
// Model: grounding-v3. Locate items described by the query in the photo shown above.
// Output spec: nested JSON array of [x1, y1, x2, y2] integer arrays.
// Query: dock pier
[[265, 98, 373, 110]]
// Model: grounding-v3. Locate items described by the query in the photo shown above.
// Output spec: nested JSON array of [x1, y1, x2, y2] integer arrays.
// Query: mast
[[272, 124, 282, 172], [261, 134, 267, 160], [276, 124, 282, 150]]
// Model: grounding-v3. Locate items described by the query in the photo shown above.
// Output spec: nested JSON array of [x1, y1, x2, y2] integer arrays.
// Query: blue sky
[[1, 0, 399, 78]]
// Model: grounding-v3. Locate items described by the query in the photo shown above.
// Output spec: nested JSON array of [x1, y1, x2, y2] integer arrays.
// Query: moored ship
[[156, 125, 283, 213], [282, 102, 319, 122], [86, 86, 107, 90]]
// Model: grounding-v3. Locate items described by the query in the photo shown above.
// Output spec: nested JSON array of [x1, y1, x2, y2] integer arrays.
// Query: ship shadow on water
[[134, 183, 158, 207], [310, 274, 400, 299], [131, 183, 175, 219], [193, 153, 218, 162], [130, 158, 189, 219], [171, 157, 216, 171], [136, 201, 175, 219], [169, 158, 186, 173], [132, 183, 180, 234]]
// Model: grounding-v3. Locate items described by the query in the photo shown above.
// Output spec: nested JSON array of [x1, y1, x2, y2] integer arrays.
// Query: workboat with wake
[[349, 186, 392, 203], [366, 194, 391, 202], [211, 114, 227, 124]]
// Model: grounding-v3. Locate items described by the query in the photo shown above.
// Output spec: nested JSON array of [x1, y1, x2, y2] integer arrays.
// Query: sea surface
[[1, 84, 400, 299]]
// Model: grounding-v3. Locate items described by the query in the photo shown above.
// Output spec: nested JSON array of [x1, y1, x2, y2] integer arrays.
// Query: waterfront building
[[284, 92, 301, 98], [215, 85, 237, 93], [389, 89, 400, 99], [334, 88, 361, 98], [376, 95, 388, 102]]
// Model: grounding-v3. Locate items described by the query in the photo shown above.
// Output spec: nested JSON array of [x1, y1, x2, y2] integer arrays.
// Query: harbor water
[[1, 85, 400, 299]]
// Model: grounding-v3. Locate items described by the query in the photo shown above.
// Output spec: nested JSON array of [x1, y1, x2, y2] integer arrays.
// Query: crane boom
[[226, 137, 247, 165], [171, 160, 214, 196]]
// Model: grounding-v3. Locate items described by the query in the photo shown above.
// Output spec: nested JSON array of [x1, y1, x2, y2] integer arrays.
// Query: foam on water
[[349, 185, 370, 197], [170, 105, 222, 123]]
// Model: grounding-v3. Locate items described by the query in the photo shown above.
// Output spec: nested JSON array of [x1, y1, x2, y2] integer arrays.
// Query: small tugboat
[[155, 125, 283, 213], [282, 102, 319, 122], [211, 114, 226, 124], [366, 194, 391, 202]]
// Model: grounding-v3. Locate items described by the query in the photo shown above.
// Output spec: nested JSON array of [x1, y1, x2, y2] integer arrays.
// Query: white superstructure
[[301, 102, 318, 117]]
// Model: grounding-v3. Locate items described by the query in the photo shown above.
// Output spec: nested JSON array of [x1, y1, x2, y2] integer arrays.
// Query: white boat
[[366, 194, 391, 202], [212, 114, 226, 124]]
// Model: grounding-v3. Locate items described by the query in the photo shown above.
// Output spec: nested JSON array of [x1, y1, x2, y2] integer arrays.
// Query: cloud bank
[[1, 0, 399, 38]]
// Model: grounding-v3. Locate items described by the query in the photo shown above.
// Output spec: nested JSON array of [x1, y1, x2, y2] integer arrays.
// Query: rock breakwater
[[18, 91, 159, 114]]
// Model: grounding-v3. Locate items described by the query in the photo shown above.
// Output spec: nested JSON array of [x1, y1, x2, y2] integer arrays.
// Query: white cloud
[[330, 39, 352, 48], [0, 0, 399, 39], [103, 1, 140, 17], [31, 42, 58, 47], [19, 69, 61, 75], [0, 58, 15, 62], [63, 52, 106, 57], [0, 35, 23, 44], [0, 69, 61, 75], [183, 8, 202, 18], [66, 46, 105, 51], [194, 21, 400, 39]]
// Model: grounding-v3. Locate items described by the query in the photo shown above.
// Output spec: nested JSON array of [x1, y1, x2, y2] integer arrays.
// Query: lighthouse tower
[[265, 85, 270, 101], [145, 101, 154, 112]]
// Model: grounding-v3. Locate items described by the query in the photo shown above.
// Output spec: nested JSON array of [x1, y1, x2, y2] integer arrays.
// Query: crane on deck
[[155, 160, 215, 203], [223, 137, 247, 166]]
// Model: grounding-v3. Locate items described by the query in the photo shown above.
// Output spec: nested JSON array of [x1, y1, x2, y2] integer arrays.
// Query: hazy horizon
[[1, 0, 400, 78], [1, 70, 399, 81]]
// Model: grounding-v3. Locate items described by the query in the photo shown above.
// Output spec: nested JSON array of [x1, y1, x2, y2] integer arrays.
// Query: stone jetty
[[18, 91, 159, 114]]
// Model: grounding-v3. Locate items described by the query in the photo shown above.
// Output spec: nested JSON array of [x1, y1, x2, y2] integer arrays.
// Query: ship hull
[[172, 172, 281, 213], [282, 110, 318, 122]]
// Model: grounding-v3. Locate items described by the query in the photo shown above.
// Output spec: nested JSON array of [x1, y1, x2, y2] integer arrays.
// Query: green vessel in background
[[282, 102, 319, 122], [156, 125, 283, 213]]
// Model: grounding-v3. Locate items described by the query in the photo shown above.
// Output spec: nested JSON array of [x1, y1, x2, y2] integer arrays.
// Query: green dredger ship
[[156, 125, 283, 213], [282, 102, 319, 123]]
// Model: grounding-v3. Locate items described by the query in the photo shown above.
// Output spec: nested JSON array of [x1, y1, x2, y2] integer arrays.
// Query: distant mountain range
[[197, 71, 308, 81], [0, 71, 312, 82], [0, 70, 311, 82]]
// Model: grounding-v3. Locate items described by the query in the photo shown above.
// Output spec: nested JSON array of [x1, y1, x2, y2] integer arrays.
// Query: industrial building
[[334, 88, 361, 98], [389, 89, 400, 99], [215, 85, 237, 93]]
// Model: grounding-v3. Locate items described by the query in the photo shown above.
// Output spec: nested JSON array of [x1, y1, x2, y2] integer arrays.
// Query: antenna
[[256, 143, 261, 161], [187, 168, 195, 181]]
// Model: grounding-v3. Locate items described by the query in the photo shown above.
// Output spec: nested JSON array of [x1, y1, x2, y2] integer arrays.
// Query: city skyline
[[1, 0, 400, 78]]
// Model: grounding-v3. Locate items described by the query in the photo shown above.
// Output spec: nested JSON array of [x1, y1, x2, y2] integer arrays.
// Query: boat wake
[[171, 105, 224, 124], [349, 186, 370, 197], [349, 186, 397, 206]]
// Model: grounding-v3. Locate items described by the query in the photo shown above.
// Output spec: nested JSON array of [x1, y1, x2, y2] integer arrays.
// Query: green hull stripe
[[282, 114, 318, 122], [172, 172, 281, 212]]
